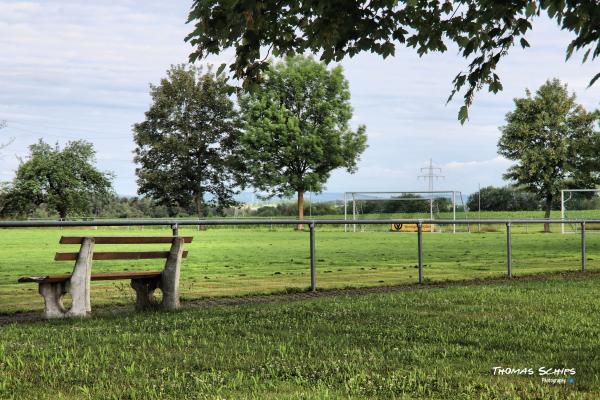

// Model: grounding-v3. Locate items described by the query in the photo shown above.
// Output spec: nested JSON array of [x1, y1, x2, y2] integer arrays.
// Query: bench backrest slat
[[55, 251, 189, 261], [60, 236, 193, 244]]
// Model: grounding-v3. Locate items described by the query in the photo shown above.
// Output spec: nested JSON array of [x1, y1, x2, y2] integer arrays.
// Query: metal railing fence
[[1, 218, 597, 291]]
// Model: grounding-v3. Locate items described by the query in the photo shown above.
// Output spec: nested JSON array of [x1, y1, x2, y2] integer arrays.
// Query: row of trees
[[467, 185, 600, 213], [1, 193, 241, 220], [467, 186, 543, 212], [356, 195, 453, 215], [0, 56, 367, 225]]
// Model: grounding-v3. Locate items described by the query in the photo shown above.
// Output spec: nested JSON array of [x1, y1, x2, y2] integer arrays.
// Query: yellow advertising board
[[390, 223, 432, 232]]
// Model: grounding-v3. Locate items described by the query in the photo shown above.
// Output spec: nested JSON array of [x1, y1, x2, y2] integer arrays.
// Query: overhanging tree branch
[[186, 0, 600, 123]]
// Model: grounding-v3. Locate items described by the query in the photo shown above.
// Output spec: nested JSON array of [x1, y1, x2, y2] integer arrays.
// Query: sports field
[[0, 224, 598, 313]]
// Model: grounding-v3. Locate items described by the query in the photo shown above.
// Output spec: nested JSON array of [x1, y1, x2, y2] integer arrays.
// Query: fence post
[[309, 222, 316, 292], [506, 222, 512, 278], [417, 222, 423, 284], [172, 223, 179, 237], [581, 222, 586, 273]]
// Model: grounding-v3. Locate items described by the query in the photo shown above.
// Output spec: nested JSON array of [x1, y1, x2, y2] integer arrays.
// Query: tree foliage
[[466, 186, 540, 211], [498, 78, 600, 230], [133, 64, 241, 218], [254, 202, 340, 217], [355, 194, 453, 214], [186, 0, 600, 123], [238, 56, 367, 223], [1, 140, 113, 219]]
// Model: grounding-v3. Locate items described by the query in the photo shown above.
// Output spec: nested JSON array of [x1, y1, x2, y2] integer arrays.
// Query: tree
[[186, 1, 600, 123], [498, 79, 600, 231], [238, 56, 367, 228], [1, 140, 113, 219], [133, 64, 241, 218]]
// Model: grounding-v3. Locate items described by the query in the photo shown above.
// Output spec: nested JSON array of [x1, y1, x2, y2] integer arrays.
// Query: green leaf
[[458, 105, 469, 124], [565, 43, 574, 61], [582, 49, 591, 64], [519, 38, 530, 49], [525, 1, 537, 17], [216, 63, 227, 76], [588, 72, 600, 88]]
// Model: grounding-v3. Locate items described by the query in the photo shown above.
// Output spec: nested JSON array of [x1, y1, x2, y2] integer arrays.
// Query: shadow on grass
[[2, 269, 599, 326]]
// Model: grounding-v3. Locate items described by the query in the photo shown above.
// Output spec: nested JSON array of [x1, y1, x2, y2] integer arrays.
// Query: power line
[[418, 158, 444, 192], [418, 158, 445, 220]]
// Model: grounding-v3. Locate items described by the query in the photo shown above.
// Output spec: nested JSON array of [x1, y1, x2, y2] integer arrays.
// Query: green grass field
[[1, 225, 599, 313], [2, 274, 599, 399]]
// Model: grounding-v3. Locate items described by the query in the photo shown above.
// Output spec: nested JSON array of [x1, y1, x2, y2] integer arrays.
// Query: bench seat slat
[[18, 271, 162, 283], [54, 251, 188, 261], [60, 236, 194, 244]]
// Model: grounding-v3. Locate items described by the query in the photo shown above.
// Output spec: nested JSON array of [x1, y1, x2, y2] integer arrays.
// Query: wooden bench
[[18, 236, 193, 319]]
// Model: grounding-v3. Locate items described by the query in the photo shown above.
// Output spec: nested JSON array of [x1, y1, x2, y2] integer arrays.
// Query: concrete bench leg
[[131, 277, 161, 310], [65, 237, 94, 317], [39, 282, 67, 319], [161, 237, 185, 310]]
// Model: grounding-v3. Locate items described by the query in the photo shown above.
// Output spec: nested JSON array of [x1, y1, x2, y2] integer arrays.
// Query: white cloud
[[444, 157, 513, 170]]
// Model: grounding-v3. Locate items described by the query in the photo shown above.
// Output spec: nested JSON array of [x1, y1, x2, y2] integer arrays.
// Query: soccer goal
[[343, 191, 468, 233], [561, 189, 600, 233]]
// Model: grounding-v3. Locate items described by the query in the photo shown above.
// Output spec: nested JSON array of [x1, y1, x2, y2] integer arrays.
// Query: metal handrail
[[0, 217, 593, 291], [0, 217, 599, 227]]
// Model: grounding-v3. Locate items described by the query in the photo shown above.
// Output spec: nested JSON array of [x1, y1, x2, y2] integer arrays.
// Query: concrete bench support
[[39, 237, 94, 319], [66, 237, 94, 317], [38, 281, 67, 318], [130, 277, 161, 310], [129, 237, 184, 311], [161, 237, 184, 310]]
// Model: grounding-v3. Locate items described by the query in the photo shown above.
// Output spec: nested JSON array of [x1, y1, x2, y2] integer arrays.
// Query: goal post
[[343, 191, 468, 233], [561, 189, 600, 233]]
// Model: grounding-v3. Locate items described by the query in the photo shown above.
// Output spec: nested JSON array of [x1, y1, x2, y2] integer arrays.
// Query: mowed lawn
[[0, 226, 599, 313], [2, 274, 599, 399]]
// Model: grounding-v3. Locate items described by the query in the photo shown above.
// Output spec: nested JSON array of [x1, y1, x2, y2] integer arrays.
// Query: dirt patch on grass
[[2, 270, 598, 326]]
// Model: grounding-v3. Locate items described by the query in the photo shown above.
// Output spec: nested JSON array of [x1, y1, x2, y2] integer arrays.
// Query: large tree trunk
[[195, 194, 204, 219], [543, 195, 552, 233], [297, 190, 305, 230]]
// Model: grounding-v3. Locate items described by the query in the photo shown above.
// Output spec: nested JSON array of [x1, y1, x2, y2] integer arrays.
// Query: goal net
[[561, 189, 600, 233], [343, 191, 469, 233]]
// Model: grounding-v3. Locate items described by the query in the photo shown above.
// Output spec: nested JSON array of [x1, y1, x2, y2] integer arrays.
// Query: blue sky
[[1, 0, 598, 197]]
